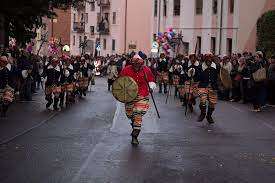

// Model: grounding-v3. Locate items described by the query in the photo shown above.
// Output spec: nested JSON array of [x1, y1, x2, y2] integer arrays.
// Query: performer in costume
[[169, 59, 183, 97], [78, 57, 90, 97], [0, 56, 14, 117], [107, 59, 118, 91], [60, 56, 76, 107], [184, 54, 200, 112], [44, 57, 62, 110], [120, 52, 156, 145], [157, 53, 169, 93], [197, 54, 218, 124]]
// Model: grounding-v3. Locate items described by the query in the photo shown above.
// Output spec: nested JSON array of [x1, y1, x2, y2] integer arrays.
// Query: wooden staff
[[142, 67, 160, 119]]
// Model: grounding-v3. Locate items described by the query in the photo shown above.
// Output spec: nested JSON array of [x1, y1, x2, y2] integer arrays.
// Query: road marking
[[71, 143, 100, 183], [0, 112, 58, 145], [262, 122, 275, 131], [110, 101, 122, 132], [226, 103, 244, 113], [71, 142, 120, 183]]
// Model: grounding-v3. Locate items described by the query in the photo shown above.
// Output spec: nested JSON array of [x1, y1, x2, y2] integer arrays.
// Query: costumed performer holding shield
[[112, 52, 156, 146]]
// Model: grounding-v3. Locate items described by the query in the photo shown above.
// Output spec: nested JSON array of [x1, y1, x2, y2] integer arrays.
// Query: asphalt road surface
[[0, 77, 275, 183]]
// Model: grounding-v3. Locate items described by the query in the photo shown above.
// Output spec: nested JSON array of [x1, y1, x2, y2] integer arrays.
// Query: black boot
[[164, 84, 168, 94], [131, 129, 141, 146], [159, 84, 162, 93], [197, 105, 206, 122], [188, 103, 194, 113], [206, 108, 215, 124], [53, 98, 59, 111], [45, 95, 53, 109]]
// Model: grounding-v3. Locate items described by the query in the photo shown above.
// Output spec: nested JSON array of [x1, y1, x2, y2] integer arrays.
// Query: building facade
[[35, 8, 71, 56], [154, 0, 275, 55], [70, 0, 155, 56], [70, 0, 275, 56]]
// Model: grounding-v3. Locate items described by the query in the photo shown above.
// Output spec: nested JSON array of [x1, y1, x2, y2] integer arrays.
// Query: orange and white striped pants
[[125, 96, 150, 130], [197, 87, 217, 108]]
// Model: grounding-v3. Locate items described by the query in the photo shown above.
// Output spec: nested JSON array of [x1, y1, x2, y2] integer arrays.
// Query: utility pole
[[157, 0, 161, 33], [50, 1, 54, 38], [124, 0, 128, 53], [219, 0, 224, 55]]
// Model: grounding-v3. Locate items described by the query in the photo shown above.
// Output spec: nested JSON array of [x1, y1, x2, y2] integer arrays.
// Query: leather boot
[[206, 107, 215, 124], [159, 84, 162, 93], [46, 96, 53, 109], [197, 105, 206, 122], [131, 129, 141, 146], [53, 97, 59, 111], [164, 84, 168, 94]]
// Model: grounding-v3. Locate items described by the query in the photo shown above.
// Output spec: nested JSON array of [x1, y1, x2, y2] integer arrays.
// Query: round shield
[[112, 76, 138, 103], [220, 68, 232, 89]]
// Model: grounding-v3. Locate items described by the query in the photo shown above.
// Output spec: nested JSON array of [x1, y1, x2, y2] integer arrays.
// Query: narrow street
[[0, 77, 275, 183]]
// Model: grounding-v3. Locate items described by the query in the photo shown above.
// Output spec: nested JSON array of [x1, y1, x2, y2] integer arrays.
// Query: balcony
[[73, 22, 85, 33], [97, 19, 110, 35], [97, 0, 110, 8], [75, 2, 86, 10]]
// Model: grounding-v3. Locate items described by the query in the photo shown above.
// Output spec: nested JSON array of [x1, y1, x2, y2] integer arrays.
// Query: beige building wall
[[237, 0, 275, 52]]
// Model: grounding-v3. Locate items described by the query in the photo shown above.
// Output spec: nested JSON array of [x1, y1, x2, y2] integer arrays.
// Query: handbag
[[252, 66, 266, 82]]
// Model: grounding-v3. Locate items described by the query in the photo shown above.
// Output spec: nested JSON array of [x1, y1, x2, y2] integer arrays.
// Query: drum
[[83, 78, 89, 88], [3, 89, 14, 103], [52, 86, 61, 94], [162, 72, 169, 83], [177, 85, 185, 97], [173, 75, 180, 86], [52, 86, 61, 97], [66, 83, 74, 92], [45, 86, 53, 95], [112, 76, 138, 103], [78, 78, 85, 88]]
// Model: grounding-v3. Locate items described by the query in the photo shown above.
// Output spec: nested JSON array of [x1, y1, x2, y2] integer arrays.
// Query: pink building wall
[[238, 0, 275, 52], [126, 0, 153, 54]]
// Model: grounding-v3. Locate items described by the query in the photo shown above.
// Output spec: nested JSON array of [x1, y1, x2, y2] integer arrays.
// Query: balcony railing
[[75, 2, 86, 10], [73, 22, 85, 33], [97, 0, 110, 8], [97, 18, 110, 35]]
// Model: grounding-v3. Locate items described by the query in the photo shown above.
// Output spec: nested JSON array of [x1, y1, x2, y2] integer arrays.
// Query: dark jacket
[[157, 59, 169, 72], [198, 63, 219, 90], [0, 67, 9, 89], [44, 65, 61, 86]]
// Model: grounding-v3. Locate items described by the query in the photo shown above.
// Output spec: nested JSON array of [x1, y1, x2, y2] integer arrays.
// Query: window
[[73, 13, 76, 22], [211, 37, 216, 54], [104, 13, 109, 20], [196, 0, 203, 15], [97, 13, 101, 22], [227, 38, 232, 55], [90, 2, 95, 11], [229, 0, 234, 13], [163, 0, 167, 16], [112, 12, 116, 24], [90, 26, 95, 35], [112, 39, 116, 51], [197, 36, 201, 54], [81, 13, 84, 22], [79, 36, 82, 45], [213, 0, 218, 14], [103, 39, 106, 50], [174, 0, 181, 16], [85, 13, 88, 23], [154, 0, 158, 17], [73, 35, 75, 46]]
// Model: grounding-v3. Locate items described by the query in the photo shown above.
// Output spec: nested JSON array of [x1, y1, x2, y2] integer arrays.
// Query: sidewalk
[[0, 90, 56, 144]]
